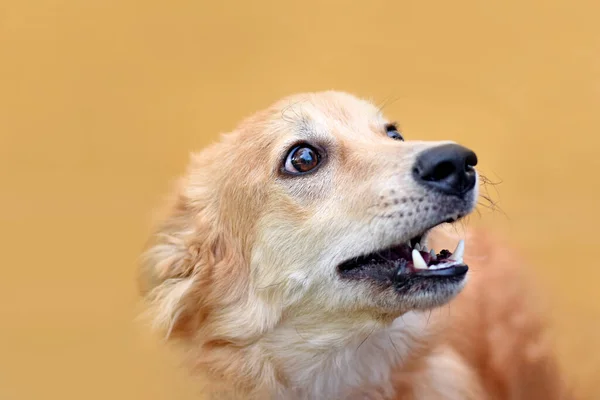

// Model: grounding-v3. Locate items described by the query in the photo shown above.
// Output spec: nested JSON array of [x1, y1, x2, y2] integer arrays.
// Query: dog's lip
[[394, 258, 468, 280], [411, 264, 468, 277]]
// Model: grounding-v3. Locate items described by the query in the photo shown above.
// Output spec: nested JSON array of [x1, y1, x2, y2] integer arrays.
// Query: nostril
[[465, 152, 478, 169], [464, 161, 474, 172], [424, 161, 457, 182]]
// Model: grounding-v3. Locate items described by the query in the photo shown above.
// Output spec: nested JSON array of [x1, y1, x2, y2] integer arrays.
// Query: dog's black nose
[[413, 144, 478, 196]]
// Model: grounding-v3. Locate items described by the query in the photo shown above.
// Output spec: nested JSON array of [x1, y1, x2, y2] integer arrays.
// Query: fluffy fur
[[139, 91, 571, 399]]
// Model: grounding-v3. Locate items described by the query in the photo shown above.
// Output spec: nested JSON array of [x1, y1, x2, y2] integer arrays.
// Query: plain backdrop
[[1, 0, 599, 398]]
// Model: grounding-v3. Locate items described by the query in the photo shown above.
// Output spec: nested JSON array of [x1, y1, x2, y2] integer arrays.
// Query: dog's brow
[[280, 100, 308, 124], [297, 117, 315, 136], [282, 115, 324, 141]]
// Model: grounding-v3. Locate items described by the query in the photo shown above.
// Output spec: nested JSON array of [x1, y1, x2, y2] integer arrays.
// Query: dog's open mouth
[[338, 230, 467, 283]]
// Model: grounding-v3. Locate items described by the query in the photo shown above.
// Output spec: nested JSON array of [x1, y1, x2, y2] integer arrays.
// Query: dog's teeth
[[412, 249, 428, 270], [414, 243, 421, 251], [429, 249, 436, 260], [422, 245, 428, 252], [449, 240, 465, 262]]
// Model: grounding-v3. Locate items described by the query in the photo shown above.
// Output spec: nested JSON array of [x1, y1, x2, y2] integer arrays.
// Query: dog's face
[[140, 91, 478, 345], [251, 92, 478, 317]]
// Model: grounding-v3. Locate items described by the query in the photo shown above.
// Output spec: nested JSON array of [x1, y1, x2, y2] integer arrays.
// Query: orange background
[[1, 0, 598, 398]]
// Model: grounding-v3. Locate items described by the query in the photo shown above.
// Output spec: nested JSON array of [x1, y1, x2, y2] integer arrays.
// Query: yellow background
[[1, 0, 598, 398]]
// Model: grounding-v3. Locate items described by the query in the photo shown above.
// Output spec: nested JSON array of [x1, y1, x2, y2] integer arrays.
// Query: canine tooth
[[449, 240, 465, 262], [414, 243, 422, 251], [429, 249, 436, 260], [412, 249, 428, 270]]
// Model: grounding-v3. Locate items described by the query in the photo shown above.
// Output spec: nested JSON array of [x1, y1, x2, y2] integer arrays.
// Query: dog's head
[[139, 91, 478, 379]]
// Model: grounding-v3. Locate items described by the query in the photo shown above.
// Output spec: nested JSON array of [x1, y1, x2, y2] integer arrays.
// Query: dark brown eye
[[283, 145, 321, 174], [385, 123, 404, 141]]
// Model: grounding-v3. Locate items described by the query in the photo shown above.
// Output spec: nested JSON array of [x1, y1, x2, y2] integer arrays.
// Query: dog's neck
[[207, 311, 436, 400]]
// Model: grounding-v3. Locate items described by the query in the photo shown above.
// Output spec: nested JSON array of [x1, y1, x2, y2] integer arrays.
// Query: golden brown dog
[[139, 91, 571, 399]]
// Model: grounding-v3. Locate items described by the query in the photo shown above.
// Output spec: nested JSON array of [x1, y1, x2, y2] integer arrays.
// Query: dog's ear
[[138, 181, 205, 339], [138, 174, 248, 340]]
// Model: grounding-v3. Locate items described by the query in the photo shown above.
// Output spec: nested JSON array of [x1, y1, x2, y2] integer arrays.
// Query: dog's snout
[[413, 144, 478, 196]]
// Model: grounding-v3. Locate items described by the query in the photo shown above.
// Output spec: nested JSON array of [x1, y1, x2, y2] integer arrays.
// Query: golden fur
[[139, 91, 571, 399]]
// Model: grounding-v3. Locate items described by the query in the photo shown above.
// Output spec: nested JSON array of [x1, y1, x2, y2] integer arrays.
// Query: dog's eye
[[385, 123, 404, 141], [283, 145, 321, 174]]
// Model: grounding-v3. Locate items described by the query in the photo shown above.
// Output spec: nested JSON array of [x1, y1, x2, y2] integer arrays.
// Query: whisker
[[387, 333, 405, 365], [281, 100, 304, 124], [479, 173, 503, 187], [356, 325, 377, 353], [376, 95, 402, 115], [257, 280, 287, 290]]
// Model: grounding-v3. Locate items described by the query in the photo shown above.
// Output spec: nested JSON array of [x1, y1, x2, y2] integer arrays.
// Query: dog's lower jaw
[[203, 311, 437, 400]]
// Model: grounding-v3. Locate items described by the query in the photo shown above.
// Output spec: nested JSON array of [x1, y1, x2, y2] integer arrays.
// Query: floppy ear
[[139, 140, 267, 342], [138, 169, 241, 339], [138, 181, 207, 339], [138, 165, 254, 340]]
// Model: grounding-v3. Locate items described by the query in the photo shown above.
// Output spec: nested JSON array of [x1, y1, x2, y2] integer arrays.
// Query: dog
[[139, 91, 571, 399]]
